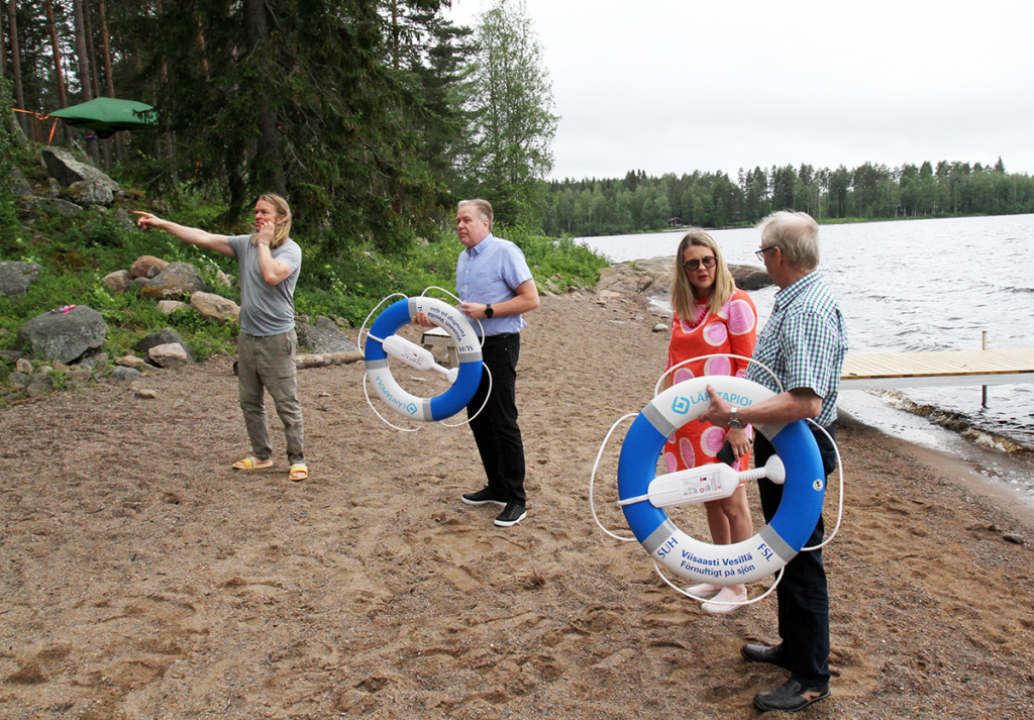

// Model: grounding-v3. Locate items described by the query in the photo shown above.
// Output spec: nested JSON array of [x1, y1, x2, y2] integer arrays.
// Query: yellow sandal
[[289, 463, 308, 482], [233, 457, 273, 471]]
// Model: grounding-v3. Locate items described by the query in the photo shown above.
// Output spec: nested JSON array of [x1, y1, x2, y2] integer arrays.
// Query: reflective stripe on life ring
[[617, 376, 826, 585], [365, 297, 483, 421]]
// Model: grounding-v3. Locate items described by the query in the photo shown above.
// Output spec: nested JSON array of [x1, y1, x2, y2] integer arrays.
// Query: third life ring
[[617, 376, 826, 585]]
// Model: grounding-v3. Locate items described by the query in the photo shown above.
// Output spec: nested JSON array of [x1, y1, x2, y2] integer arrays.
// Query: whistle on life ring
[[364, 297, 483, 422], [617, 376, 826, 585]]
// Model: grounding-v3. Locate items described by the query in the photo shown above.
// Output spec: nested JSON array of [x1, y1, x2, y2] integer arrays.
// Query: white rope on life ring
[[617, 375, 827, 586], [364, 296, 483, 422]]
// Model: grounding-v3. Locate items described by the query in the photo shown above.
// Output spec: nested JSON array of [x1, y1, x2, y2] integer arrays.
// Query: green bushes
[[1, 173, 609, 377]]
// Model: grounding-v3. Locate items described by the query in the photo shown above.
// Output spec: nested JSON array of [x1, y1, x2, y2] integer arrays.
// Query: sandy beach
[[2, 289, 1034, 719]]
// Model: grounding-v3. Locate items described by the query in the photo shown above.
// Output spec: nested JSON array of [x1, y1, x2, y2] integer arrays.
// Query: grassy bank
[[0, 183, 609, 384]]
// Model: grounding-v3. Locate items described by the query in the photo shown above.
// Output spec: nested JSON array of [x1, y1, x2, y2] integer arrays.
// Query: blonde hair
[[670, 229, 736, 320], [251, 193, 293, 249], [457, 198, 493, 229]]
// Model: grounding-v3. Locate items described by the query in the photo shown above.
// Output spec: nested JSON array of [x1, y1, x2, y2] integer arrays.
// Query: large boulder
[[296, 317, 360, 354], [16, 196, 83, 219], [16, 306, 108, 364], [596, 257, 673, 295], [0, 262, 41, 297], [65, 178, 115, 207], [8, 166, 34, 197], [139, 262, 207, 300], [40, 147, 120, 195], [731, 264, 773, 291]]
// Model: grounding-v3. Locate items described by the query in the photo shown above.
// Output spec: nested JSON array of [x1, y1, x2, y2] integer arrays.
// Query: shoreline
[[3, 289, 1034, 718], [836, 406, 1034, 527]]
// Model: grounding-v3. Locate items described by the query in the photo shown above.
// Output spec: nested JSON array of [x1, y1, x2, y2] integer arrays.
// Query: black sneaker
[[461, 487, 506, 507], [494, 502, 527, 527], [753, 678, 830, 712]]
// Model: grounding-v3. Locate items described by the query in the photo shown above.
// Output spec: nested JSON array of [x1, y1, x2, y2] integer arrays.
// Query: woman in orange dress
[[664, 230, 758, 613]]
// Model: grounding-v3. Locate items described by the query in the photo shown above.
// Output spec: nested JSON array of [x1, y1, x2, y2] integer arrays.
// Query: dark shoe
[[741, 643, 790, 669], [462, 487, 506, 507], [753, 679, 829, 713], [494, 502, 527, 527]]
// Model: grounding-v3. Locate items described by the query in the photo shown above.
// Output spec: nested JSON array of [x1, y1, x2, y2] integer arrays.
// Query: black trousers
[[754, 422, 837, 686], [467, 333, 526, 503]]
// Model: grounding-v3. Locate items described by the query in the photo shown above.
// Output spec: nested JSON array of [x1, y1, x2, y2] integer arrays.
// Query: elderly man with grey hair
[[699, 210, 848, 712]]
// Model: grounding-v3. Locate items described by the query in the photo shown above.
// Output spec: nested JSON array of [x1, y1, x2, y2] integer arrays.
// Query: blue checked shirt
[[746, 272, 848, 427]]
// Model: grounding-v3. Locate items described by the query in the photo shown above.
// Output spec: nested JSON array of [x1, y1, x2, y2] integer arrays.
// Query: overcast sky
[[444, 0, 1034, 182]]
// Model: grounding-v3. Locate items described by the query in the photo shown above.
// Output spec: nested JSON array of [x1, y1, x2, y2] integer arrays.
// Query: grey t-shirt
[[227, 234, 302, 336]]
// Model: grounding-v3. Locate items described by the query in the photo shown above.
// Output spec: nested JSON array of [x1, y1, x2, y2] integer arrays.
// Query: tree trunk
[[83, 0, 101, 100], [71, 0, 99, 163], [243, 0, 284, 194], [46, 0, 72, 142], [1, 2, 7, 77], [98, 0, 116, 166], [99, 0, 114, 97], [8, 0, 25, 132], [196, 14, 210, 82]]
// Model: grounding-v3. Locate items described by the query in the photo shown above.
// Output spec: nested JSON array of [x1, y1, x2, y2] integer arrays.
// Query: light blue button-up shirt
[[456, 233, 534, 337]]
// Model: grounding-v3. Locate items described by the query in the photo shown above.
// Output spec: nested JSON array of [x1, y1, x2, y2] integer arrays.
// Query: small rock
[[102, 270, 134, 295], [109, 366, 143, 382], [116, 355, 146, 369], [135, 388, 158, 399], [190, 292, 240, 324], [26, 373, 54, 397], [78, 352, 108, 369], [652, 323, 668, 333], [15, 357, 32, 374], [148, 343, 189, 368], [157, 300, 189, 315], [1003, 534, 1026, 545], [8, 371, 30, 390], [66, 366, 92, 383]]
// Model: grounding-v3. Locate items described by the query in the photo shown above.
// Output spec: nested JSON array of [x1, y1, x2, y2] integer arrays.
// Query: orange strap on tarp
[[13, 108, 59, 144]]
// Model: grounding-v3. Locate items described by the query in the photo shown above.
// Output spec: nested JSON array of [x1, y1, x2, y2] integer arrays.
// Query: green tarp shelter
[[49, 98, 157, 138]]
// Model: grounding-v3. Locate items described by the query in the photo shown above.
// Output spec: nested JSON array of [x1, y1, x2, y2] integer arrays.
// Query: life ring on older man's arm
[[364, 296, 483, 422], [616, 375, 826, 586]]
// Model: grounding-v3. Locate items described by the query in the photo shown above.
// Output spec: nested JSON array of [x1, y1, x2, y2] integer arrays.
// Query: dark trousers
[[467, 333, 526, 504], [754, 422, 837, 686]]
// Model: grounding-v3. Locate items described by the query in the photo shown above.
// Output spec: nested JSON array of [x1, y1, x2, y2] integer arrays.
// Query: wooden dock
[[841, 348, 1034, 390]]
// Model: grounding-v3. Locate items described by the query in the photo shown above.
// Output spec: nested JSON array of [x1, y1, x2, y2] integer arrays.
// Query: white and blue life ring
[[364, 297, 483, 421], [617, 376, 826, 585]]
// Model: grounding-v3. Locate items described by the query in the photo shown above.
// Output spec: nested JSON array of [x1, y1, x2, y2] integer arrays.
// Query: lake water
[[577, 214, 1034, 495]]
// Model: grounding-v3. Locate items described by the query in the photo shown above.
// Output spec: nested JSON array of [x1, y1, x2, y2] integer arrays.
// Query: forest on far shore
[[543, 159, 1034, 237]]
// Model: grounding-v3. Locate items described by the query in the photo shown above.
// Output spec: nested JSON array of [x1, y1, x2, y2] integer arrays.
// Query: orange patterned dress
[[664, 288, 758, 474]]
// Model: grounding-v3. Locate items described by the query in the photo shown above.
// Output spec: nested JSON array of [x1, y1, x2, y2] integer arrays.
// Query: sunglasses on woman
[[684, 256, 717, 272]]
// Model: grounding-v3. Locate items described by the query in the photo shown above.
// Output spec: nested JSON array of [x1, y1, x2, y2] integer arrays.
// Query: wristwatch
[[729, 406, 743, 429], [484, 303, 494, 318]]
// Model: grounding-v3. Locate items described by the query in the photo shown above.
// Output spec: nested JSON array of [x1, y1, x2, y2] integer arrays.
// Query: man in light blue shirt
[[453, 199, 540, 527]]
